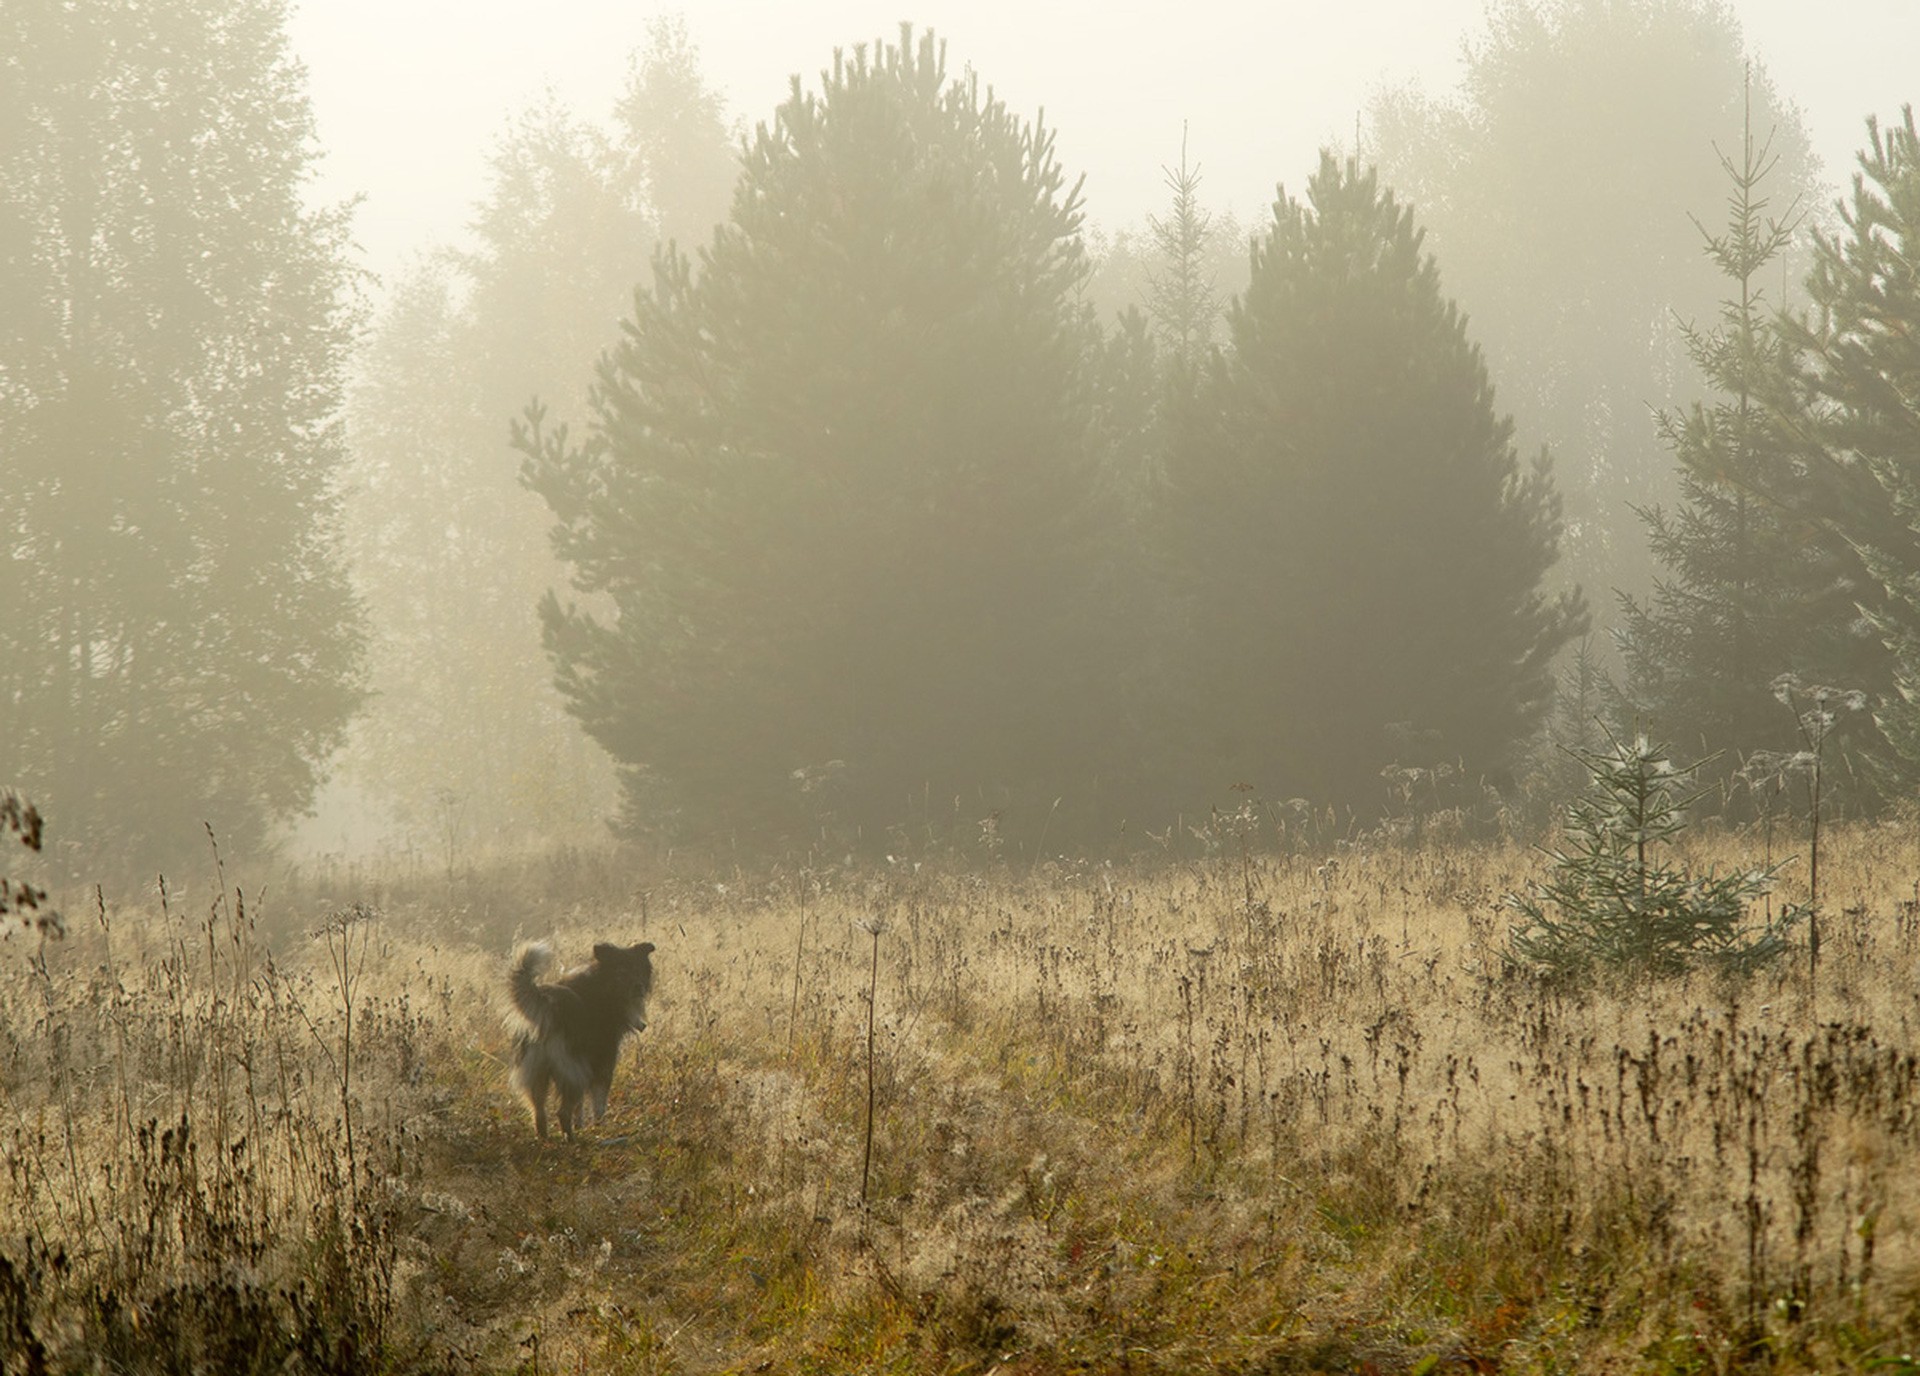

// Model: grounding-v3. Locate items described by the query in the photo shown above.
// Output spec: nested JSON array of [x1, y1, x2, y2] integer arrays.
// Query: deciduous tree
[[0, 0, 365, 873], [337, 19, 736, 854]]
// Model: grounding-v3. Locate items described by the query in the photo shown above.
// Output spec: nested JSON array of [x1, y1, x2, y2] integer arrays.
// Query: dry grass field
[[7, 817, 1920, 1373]]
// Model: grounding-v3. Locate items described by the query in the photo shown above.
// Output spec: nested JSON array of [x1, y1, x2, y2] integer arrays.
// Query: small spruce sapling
[[1504, 732, 1804, 980]]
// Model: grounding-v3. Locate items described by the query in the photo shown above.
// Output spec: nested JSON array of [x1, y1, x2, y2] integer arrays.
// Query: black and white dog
[[507, 940, 655, 1139]]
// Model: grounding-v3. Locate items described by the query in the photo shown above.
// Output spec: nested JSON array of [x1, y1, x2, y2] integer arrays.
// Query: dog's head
[[593, 941, 655, 1030]]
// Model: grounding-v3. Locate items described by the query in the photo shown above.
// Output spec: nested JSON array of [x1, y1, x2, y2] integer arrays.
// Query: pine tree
[[0, 0, 365, 873], [1163, 154, 1586, 811], [1782, 108, 1920, 773], [1368, 0, 1821, 621], [337, 27, 735, 854], [1613, 91, 1871, 804], [1085, 191, 1214, 823], [516, 27, 1107, 848], [1145, 128, 1223, 372]]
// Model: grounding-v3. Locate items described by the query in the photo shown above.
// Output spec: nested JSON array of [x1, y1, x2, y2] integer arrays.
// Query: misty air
[[4, 1, 1920, 1369]]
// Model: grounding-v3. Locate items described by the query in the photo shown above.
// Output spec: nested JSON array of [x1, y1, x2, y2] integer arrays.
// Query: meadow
[[6, 814, 1920, 1374]]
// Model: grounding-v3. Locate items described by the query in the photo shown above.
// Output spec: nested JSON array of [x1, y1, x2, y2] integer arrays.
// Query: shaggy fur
[[507, 940, 655, 1139]]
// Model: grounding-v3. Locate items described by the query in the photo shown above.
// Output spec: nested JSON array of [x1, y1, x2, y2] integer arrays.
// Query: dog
[[507, 939, 655, 1139]]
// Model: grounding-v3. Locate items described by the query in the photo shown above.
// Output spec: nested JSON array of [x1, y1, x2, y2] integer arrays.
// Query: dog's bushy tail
[[508, 941, 557, 1035]]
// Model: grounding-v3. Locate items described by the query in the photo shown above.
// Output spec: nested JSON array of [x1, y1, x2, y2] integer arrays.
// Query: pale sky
[[289, 1, 1920, 289]]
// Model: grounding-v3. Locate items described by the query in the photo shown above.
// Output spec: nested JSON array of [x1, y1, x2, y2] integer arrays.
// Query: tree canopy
[[1614, 106, 1920, 810], [0, 0, 365, 874], [518, 27, 1110, 849], [1781, 108, 1920, 778], [1163, 154, 1586, 813]]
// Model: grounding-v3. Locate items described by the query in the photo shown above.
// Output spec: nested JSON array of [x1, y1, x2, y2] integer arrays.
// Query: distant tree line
[[6, 0, 1920, 872], [505, 5, 1920, 850], [516, 26, 1586, 851]]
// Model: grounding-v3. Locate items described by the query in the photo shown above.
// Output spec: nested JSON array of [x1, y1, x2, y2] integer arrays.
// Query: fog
[[290, 1, 1919, 283], [13, 12, 1920, 1368], [7, 0, 1920, 880]]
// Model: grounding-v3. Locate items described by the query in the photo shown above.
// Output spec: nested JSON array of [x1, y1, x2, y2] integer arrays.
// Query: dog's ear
[[637, 942, 656, 956], [592, 942, 619, 964]]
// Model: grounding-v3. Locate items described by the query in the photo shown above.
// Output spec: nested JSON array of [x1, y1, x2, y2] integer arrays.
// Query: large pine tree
[[517, 28, 1107, 848], [1163, 154, 1585, 811], [0, 0, 365, 874], [1782, 108, 1920, 775]]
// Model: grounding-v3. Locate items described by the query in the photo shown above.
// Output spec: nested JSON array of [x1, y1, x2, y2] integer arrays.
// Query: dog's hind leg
[[558, 1084, 585, 1139], [520, 1061, 553, 1139]]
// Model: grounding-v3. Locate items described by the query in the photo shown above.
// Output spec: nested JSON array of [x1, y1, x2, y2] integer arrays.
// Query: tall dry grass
[[6, 819, 1920, 1372], [0, 844, 448, 1373]]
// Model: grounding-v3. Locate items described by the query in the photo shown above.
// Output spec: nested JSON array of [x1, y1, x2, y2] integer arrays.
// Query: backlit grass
[[6, 819, 1920, 1372]]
